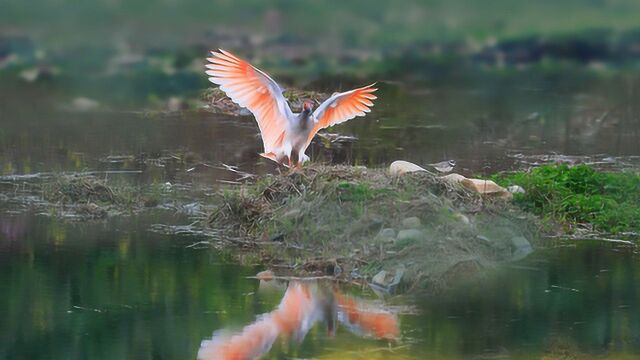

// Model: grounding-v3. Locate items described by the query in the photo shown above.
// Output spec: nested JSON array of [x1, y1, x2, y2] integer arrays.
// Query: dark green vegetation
[[3, 0, 640, 109], [209, 165, 537, 291], [495, 165, 640, 234]]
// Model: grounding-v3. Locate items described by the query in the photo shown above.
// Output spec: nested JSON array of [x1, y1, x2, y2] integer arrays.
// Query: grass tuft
[[493, 164, 640, 234]]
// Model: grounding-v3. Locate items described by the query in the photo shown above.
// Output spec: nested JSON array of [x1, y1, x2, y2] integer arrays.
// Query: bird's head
[[302, 100, 314, 114]]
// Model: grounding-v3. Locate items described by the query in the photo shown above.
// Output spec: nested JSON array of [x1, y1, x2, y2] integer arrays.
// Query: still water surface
[[1, 64, 640, 358], [1, 214, 639, 359]]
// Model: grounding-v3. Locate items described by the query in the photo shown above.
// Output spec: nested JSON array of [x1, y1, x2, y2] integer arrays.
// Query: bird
[[205, 49, 378, 168]]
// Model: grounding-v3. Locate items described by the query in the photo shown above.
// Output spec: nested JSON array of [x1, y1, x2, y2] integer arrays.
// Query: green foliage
[[336, 181, 390, 202], [494, 165, 640, 233]]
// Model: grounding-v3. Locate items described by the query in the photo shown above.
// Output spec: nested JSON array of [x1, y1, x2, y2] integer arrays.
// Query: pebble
[[397, 229, 424, 242], [401, 217, 422, 229]]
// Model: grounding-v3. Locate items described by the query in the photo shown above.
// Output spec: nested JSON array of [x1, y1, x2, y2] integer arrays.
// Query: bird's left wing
[[305, 83, 378, 148], [206, 49, 293, 154]]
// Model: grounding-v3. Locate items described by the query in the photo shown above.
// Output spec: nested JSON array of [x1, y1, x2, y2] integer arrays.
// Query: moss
[[493, 164, 640, 234]]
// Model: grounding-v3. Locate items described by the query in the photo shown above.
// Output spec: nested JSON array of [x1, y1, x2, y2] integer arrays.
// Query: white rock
[[389, 160, 428, 176], [507, 185, 526, 194], [440, 173, 467, 185]]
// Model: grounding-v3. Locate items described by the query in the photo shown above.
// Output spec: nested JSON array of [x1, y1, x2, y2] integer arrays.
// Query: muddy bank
[[2, 165, 538, 293], [203, 165, 539, 293], [3, 163, 637, 294]]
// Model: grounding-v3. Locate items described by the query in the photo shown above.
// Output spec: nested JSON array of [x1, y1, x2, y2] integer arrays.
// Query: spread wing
[[206, 49, 293, 153], [305, 83, 378, 149]]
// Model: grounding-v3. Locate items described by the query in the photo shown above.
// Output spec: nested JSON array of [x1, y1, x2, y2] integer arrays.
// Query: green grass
[[494, 165, 640, 234]]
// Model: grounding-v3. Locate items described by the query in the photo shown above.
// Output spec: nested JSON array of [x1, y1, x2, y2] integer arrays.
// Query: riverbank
[[2, 163, 638, 294], [205, 164, 540, 293]]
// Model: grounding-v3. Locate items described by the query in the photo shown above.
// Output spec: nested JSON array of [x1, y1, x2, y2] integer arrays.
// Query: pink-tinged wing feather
[[206, 49, 292, 153], [306, 84, 378, 149]]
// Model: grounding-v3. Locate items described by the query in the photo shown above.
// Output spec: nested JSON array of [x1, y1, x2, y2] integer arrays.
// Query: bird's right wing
[[206, 49, 293, 153]]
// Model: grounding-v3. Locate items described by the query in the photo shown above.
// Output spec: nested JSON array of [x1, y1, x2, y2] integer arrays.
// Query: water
[[1, 214, 639, 359], [2, 72, 639, 181], [2, 20, 640, 360]]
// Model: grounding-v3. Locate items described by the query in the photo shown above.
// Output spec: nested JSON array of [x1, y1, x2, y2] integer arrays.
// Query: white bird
[[205, 49, 378, 168]]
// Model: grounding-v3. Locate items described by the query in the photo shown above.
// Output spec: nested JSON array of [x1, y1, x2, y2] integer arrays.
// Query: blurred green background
[[2, 0, 640, 91]]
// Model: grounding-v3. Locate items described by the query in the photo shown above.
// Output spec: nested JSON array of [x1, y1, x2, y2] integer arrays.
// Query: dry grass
[[207, 164, 539, 291]]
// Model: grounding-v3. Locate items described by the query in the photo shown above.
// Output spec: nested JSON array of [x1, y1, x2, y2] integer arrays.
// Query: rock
[[19, 68, 40, 82], [371, 270, 388, 285], [511, 236, 533, 261], [389, 160, 428, 176], [376, 228, 396, 240], [452, 213, 471, 225], [370, 265, 406, 296], [461, 178, 504, 194], [396, 229, 424, 242], [256, 270, 275, 281], [507, 185, 526, 194], [441, 174, 512, 199], [461, 178, 512, 199], [401, 216, 422, 229], [67, 97, 100, 112], [440, 173, 467, 185]]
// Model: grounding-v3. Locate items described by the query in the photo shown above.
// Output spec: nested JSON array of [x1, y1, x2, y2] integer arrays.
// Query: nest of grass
[[44, 175, 120, 204], [207, 164, 539, 291]]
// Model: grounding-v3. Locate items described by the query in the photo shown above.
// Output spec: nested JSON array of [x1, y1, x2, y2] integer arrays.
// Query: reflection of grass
[[494, 165, 640, 234]]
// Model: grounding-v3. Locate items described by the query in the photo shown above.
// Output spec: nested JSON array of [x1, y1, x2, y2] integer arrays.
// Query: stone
[[68, 97, 100, 112], [370, 265, 406, 296], [507, 185, 526, 194], [461, 178, 512, 199], [401, 216, 422, 229], [511, 236, 533, 261], [389, 160, 428, 176], [440, 173, 467, 185], [371, 270, 388, 285], [377, 228, 396, 240], [452, 213, 471, 225], [396, 229, 424, 242], [461, 178, 505, 194]]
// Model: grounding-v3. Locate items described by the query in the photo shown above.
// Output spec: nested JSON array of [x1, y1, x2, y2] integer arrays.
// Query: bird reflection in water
[[197, 280, 399, 360]]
